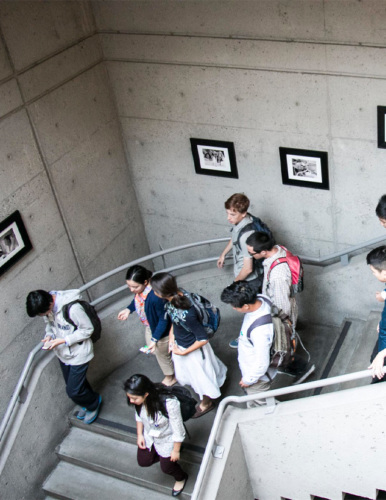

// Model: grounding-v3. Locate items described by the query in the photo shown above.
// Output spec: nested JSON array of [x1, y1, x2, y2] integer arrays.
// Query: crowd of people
[[25, 192, 386, 496]]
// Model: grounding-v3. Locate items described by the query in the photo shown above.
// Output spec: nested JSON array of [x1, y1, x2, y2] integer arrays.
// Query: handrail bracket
[[212, 442, 225, 459]]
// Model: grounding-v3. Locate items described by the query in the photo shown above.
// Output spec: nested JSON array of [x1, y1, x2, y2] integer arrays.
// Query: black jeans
[[59, 360, 100, 410]]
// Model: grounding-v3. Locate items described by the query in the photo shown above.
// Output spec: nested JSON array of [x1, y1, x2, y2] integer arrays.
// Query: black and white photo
[[190, 138, 238, 179], [279, 147, 329, 190], [0, 211, 32, 276]]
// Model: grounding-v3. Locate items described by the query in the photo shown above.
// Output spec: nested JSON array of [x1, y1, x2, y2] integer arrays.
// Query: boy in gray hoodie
[[26, 289, 101, 424]]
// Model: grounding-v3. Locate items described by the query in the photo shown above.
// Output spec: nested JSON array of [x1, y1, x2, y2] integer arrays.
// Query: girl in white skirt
[[150, 272, 227, 418]]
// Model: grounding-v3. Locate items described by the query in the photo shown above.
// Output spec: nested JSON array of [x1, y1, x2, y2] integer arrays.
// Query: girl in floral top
[[118, 266, 176, 386], [150, 272, 227, 418]]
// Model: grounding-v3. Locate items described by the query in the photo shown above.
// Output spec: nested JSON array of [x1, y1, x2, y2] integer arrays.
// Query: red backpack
[[267, 246, 304, 294]]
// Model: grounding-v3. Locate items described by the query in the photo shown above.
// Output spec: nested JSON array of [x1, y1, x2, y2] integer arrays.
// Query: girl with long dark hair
[[118, 265, 176, 386], [150, 272, 227, 418], [124, 374, 188, 497]]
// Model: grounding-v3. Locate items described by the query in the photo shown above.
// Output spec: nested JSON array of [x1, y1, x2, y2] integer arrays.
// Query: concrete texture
[[0, 0, 148, 423], [2, 1, 386, 498], [44, 427, 199, 498], [197, 382, 386, 500]]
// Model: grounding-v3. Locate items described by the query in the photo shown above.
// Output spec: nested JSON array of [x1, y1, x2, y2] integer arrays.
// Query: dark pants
[[59, 361, 100, 410], [137, 445, 187, 481]]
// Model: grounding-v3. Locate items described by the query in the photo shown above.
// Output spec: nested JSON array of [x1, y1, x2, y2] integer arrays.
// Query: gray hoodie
[[44, 289, 94, 365]]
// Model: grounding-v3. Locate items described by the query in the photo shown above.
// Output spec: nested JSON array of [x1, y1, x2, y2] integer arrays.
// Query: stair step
[[69, 414, 204, 464], [320, 313, 377, 394], [55, 427, 197, 497], [43, 461, 171, 500]]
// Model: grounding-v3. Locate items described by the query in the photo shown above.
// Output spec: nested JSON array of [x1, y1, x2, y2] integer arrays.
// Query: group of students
[[24, 193, 386, 496]]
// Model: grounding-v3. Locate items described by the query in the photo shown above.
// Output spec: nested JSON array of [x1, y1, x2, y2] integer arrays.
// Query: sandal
[[192, 403, 214, 418]]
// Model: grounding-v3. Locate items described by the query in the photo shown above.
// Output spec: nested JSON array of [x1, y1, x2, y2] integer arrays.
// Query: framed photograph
[[190, 138, 238, 179], [279, 147, 329, 190], [377, 106, 386, 149], [0, 211, 32, 277]]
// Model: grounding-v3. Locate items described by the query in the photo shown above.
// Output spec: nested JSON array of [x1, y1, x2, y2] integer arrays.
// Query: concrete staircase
[[317, 310, 380, 395], [42, 310, 384, 500], [43, 421, 200, 499]]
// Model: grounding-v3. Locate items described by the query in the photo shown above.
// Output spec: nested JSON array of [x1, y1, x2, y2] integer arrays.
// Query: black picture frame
[[377, 106, 386, 149], [0, 211, 32, 277], [190, 138, 238, 179], [279, 147, 329, 191]]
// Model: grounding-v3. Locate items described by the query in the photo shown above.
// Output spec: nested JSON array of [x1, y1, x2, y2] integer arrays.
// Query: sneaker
[[83, 395, 102, 424], [292, 363, 315, 385], [229, 338, 239, 348], [76, 408, 87, 420]]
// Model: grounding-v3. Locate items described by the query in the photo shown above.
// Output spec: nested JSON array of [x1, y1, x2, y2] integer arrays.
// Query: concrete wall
[[0, 0, 148, 430], [94, 0, 386, 269]]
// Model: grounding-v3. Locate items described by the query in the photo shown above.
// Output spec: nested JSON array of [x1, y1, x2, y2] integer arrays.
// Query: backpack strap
[[246, 314, 273, 346], [62, 301, 79, 329], [267, 257, 289, 284]]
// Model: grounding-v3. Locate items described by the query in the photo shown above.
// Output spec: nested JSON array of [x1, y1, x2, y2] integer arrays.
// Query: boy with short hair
[[217, 193, 272, 347], [220, 281, 275, 403], [246, 231, 315, 382], [26, 289, 102, 423], [246, 231, 298, 327], [366, 246, 386, 382]]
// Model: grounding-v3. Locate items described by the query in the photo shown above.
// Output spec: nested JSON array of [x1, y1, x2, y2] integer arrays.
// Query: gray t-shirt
[[230, 214, 257, 281]]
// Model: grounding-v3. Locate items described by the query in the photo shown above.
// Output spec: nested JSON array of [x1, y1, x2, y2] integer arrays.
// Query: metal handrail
[[190, 367, 386, 500], [1, 233, 385, 444]]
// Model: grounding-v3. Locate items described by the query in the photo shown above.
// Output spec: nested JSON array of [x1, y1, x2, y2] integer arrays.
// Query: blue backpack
[[180, 289, 221, 339]]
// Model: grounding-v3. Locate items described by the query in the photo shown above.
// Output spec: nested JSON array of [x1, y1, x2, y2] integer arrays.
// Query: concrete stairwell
[[43, 423, 201, 499], [317, 310, 381, 395], [41, 311, 380, 500]]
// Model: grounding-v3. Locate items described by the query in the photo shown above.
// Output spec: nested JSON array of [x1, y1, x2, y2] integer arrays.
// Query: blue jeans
[[59, 361, 99, 410]]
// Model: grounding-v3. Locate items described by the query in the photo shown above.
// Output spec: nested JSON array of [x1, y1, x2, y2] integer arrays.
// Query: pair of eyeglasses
[[248, 251, 259, 256]]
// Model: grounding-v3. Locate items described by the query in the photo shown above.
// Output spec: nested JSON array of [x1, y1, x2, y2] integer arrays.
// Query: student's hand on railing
[[368, 349, 386, 380], [117, 309, 130, 320]]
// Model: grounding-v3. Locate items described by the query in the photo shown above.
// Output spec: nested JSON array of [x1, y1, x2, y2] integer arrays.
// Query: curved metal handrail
[[191, 367, 386, 500], [1, 233, 385, 444]]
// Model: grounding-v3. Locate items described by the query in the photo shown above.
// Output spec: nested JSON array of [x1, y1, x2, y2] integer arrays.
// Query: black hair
[[125, 265, 153, 284], [246, 231, 275, 253], [123, 374, 173, 420], [220, 281, 260, 308], [26, 290, 53, 317], [366, 246, 386, 271], [150, 272, 191, 310], [375, 195, 386, 219]]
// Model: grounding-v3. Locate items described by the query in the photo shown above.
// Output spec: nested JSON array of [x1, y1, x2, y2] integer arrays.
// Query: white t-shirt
[[238, 296, 274, 385]]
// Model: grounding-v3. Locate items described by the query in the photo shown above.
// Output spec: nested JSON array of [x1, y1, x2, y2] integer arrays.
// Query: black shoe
[[172, 476, 188, 497]]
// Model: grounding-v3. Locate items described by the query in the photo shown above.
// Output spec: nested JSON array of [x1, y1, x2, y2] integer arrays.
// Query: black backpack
[[165, 386, 197, 422], [235, 214, 273, 275], [235, 213, 273, 252], [62, 300, 102, 343]]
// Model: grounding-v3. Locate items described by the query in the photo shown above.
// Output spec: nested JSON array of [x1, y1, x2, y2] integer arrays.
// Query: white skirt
[[172, 343, 227, 400]]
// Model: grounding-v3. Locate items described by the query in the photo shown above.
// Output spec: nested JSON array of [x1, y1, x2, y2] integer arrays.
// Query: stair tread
[[57, 427, 197, 494], [44, 461, 172, 500]]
